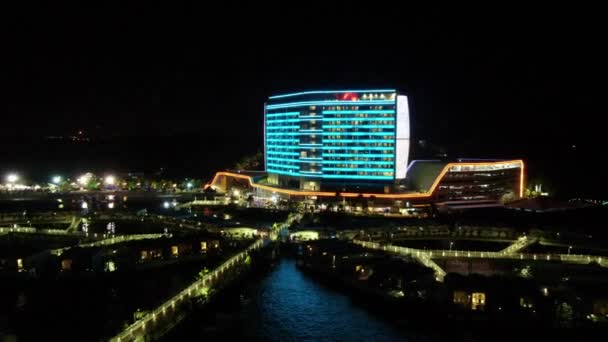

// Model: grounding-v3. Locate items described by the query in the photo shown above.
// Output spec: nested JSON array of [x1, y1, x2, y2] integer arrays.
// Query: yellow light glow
[[104, 175, 116, 185], [519, 160, 525, 198], [6, 174, 19, 183]]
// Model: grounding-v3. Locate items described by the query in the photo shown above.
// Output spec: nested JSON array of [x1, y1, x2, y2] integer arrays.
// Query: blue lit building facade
[[264, 90, 410, 191]]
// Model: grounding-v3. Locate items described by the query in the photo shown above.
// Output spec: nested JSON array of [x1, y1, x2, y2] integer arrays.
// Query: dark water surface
[[170, 259, 438, 342]]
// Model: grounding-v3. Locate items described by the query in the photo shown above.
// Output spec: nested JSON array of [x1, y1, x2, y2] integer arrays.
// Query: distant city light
[[52, 176, 62, 184], [104, 175, 116, 185], [6, 174, 19, 183], [77, 173, 92, 186]]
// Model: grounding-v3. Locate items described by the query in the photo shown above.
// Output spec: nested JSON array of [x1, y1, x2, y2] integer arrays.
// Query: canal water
[[168, 258, 439, 342]]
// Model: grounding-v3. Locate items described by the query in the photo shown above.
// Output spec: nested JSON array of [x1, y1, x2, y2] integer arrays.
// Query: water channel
[[168, 258, 441, 341]]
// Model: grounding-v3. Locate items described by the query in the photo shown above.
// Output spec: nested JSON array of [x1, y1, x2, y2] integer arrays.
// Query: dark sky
[[2, 4, 605, 196]]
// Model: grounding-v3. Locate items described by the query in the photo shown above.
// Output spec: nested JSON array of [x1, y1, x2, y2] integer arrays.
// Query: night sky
[[2, 4, 605, 197]]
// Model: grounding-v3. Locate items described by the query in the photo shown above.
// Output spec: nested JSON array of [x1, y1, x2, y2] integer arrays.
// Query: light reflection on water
[[177, 259, 435, 342]]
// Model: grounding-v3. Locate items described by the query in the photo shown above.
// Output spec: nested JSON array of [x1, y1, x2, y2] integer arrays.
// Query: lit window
[[61, 259, 72, 271], [471, 292, 486, 311]]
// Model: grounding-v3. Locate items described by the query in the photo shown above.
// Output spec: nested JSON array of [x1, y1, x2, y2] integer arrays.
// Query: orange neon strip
[[209, 160, 525, 199], [519, 161, 525, 198]]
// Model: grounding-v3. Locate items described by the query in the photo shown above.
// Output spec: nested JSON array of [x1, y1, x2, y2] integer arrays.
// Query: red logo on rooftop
[[337, 92, 359, 101]]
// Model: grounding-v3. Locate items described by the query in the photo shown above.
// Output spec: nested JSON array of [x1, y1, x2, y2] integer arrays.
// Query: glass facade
[[264, 90, 410, 182], [436, 162, 523, 201]]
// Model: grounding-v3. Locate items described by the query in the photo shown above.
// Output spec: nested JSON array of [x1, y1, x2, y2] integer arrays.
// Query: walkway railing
[[0, 226, 85, 236], [353, 240, 608, 282], [0, 212, 77, 223], [499, 236, 536, 254], [110, 211, 296, 341], [50, 234, 169, 256], [426, 248, 607, 267], [175, 199, 223, 209], [0, 227, 37, 234], [110, 238, 265, 342], [353, 240, 447, 282]]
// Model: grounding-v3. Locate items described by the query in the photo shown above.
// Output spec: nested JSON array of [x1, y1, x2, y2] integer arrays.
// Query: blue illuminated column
[[264, 110, 301, 176]]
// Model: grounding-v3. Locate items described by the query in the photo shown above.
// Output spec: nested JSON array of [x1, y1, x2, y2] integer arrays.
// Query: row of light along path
[[110, 213, 298, 341], [353, 238, 608, 282]]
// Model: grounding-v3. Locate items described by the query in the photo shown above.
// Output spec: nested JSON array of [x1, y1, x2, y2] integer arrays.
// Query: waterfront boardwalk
[[353, 240, 608, 282], [110, 237, 266, 341], [109, 213, 298, 341]]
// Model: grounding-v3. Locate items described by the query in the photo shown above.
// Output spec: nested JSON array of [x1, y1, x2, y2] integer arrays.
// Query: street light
[[104, 175, 116, 186], [568, 246, 572, 255], [449, 241, 454, 251], [77, 173, 92, 186], [52, 176, 62, 184], [6, 174, 19, 183]]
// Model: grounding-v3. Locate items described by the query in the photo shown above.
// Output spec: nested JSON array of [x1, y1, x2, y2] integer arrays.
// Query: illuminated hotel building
[[209, 89, 525, 209], [264, 89, 410, 191]]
